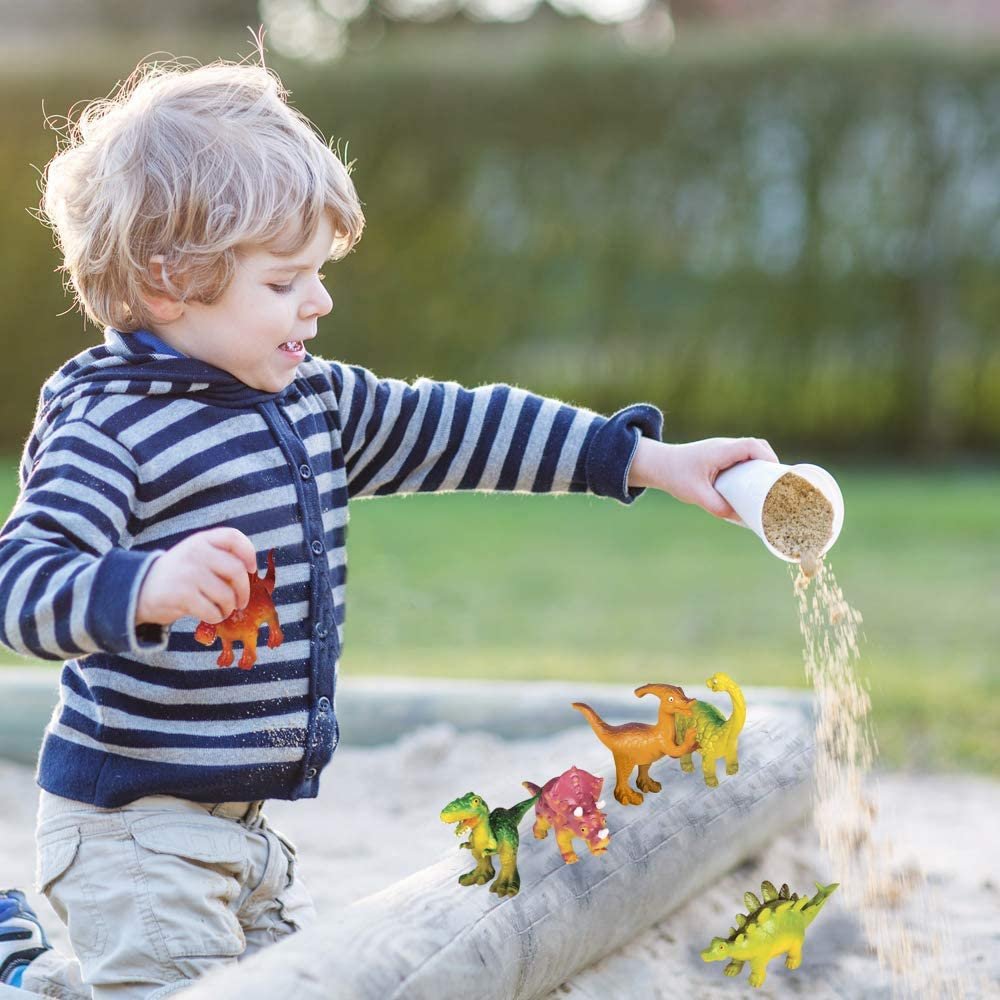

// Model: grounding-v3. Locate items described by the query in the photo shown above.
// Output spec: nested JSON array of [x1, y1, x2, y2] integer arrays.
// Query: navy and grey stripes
[[0, 329, 662, 806]]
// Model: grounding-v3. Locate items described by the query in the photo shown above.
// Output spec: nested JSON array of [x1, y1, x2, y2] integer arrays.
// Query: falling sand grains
[[794, 561, 983, 998], [763, 472, 833, 575]]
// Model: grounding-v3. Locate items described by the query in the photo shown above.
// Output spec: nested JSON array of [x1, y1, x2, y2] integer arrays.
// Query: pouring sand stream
[[766, 474, 985, 998]]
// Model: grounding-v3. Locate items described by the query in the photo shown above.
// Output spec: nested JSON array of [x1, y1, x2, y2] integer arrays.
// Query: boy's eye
[[269, 273, 326, 294]]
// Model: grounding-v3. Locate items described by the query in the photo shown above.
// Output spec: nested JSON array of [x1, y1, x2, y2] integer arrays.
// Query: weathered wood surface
[[180, 699, 814, 1000]]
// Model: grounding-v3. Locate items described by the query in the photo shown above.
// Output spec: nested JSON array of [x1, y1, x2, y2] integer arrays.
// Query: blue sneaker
[[0, 890, 51, 988]]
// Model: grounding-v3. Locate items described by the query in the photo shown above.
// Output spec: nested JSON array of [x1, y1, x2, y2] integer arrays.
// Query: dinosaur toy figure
[[572, 684, 698, 807], [440, 790, 539, 897], [523, 766, 610, 864], [194, 548, 283, 670], [701, 880, 839, 988], [673, 672, 747, 787]]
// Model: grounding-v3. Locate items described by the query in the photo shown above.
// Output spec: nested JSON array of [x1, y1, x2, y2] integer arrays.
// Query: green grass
[[1, 464, 997, 774]]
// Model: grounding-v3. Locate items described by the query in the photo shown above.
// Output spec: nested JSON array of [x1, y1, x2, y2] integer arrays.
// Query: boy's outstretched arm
[[627, 437, 780, 520], [323, 361, 663, 505]]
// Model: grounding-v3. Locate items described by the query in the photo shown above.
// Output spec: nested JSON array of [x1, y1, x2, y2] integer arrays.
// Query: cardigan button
[[318, 697, 331, 713], [299, 464, 312, 479], [305, 767, 318, 779], [311, 540, 324, 555], [314, 623, 328, 638]]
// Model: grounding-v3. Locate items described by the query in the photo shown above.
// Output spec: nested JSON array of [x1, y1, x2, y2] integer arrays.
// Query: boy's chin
[[244, 368, 297, 393]]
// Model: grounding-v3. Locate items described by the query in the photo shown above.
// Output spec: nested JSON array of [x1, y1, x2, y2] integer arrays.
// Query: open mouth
[[278, 340, 305, 354]]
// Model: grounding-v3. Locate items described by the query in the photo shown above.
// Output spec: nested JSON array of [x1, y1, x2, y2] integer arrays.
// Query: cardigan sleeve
[[0, 418, 169, 661], [317, 359, 663, 503]]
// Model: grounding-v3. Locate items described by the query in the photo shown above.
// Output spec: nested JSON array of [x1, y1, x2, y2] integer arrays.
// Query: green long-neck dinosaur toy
[[674, 672, 747, 786]]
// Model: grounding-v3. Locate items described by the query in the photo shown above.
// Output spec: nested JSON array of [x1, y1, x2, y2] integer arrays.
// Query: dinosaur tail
[[264, 548, 276, 593], [522, 781, 542, 797], [803, 882, 839, 924], [572, 702, 613, 746], [508, 794, 540, 826]]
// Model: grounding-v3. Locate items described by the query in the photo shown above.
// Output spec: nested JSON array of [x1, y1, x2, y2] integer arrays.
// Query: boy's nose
[[303, 281, 333, 319]]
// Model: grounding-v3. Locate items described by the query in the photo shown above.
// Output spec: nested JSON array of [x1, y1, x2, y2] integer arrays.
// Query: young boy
[[0, 57, 777, 998]]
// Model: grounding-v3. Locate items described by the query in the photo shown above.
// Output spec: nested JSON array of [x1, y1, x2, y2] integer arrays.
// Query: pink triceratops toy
[[522, 765, 611, 864]]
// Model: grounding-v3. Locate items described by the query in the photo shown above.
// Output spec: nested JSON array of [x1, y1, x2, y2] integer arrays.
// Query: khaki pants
[[23, 791, 316, 1000]]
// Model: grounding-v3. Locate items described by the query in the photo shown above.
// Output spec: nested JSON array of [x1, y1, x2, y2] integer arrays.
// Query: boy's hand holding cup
[[628, 436, 780, 520], [136, 527, 258, 627]]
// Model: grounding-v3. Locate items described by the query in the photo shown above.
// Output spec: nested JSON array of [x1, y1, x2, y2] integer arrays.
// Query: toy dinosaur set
[[439, 669, 838, 988]]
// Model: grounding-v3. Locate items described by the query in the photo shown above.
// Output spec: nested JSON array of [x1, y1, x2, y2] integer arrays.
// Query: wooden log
[[180, 699, 814, 1000]]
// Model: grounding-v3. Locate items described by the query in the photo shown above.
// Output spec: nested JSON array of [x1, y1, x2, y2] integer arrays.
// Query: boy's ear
[[141, 256, 185, 323]]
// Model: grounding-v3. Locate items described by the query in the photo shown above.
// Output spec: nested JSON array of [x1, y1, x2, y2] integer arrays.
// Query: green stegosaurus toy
[[701, 880, 838, 988]]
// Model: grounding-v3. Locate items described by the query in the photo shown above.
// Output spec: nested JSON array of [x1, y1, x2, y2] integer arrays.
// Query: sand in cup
[[714, 460, 844, 576]]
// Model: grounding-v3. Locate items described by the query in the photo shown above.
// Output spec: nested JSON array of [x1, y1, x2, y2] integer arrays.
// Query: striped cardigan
[[0, 329, 662, 806]]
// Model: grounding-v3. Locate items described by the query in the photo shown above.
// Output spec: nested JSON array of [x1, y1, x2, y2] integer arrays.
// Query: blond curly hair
[[39, 56, 365, 332]]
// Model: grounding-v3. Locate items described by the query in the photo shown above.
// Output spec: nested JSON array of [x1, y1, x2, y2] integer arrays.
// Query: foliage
[[0, 34, 998, 455]]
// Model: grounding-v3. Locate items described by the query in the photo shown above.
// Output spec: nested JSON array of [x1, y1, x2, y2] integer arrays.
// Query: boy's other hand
[[135, 527, 259, 627], [627, 437, 779, 520]]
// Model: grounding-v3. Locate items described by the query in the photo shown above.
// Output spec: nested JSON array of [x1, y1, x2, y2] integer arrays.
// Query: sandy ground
[[2, 725, 998, 998]]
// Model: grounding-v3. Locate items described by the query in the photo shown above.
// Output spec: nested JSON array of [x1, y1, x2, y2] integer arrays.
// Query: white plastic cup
[[714, 460, 845, 563]]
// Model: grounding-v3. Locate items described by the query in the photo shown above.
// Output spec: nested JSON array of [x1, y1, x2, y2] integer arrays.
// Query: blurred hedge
[[1, 32, 999, 458]]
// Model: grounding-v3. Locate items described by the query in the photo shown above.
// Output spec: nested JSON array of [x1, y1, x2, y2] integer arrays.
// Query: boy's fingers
[[199, 569, 242, 615], [207, 527, 258, 573], [206, 552, 251, 608], [702, 488, 737, 520], [717, 438, 778, 471], [217, 567, 250, 610], [743, 437, 778, 463], [194, 596, 228, 625], [753, 438, 780, 463], [716, 497, 738, 520]]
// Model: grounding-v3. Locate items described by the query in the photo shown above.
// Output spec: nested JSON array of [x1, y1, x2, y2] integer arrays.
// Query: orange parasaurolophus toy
[[572, 684, 698, 806], [194, 548, 284, 670]]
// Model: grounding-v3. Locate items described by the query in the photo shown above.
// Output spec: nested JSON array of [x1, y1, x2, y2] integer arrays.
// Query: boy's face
[[154, 213, 335, 393]]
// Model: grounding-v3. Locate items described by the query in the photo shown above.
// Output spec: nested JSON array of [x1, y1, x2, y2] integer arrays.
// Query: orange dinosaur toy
[[194, 548, 283, 670], [572, 684, 698, 806]]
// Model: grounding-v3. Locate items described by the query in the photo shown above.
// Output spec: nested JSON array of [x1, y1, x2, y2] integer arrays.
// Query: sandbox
[[0, 672, 995, 998]]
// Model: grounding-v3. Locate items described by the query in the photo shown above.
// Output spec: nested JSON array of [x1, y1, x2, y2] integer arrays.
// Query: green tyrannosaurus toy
[[701, 880, 839, 988], [440, 790, 539, 897], [674, 672, 747, 787]]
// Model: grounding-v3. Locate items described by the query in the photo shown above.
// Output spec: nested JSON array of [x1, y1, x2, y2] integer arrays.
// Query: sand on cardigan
[[1, 725, 997, 999]]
